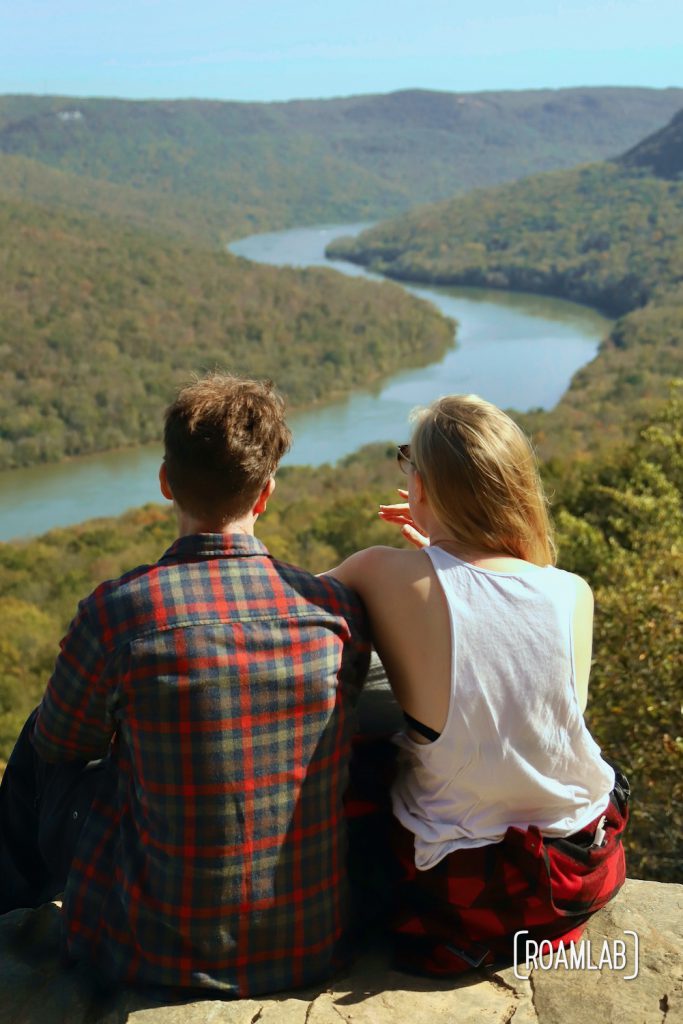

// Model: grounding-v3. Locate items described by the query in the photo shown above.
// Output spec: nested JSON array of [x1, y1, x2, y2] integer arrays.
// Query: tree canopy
[[0, 196, 452, 470]]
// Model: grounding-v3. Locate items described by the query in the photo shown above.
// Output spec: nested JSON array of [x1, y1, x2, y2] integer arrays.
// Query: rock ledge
[[0, 879, 680, 1024]]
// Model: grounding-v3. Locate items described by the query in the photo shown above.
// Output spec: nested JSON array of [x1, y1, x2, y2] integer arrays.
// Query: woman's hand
[[378, 488, 429, 549]]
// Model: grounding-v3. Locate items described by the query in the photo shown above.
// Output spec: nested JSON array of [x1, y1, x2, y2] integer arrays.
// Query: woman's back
[[390, 545, 615, 869], [341, 542, 453, 742]]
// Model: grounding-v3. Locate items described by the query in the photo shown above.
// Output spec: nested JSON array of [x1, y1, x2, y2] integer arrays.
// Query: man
[[0, 373, 370, 997]]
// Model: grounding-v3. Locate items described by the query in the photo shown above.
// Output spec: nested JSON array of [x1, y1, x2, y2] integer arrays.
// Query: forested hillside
[[618, 106, 683, 178], [327, 165, 681, 315], [0, 197, 452, 469], [2, 88, 682, 243], [0, 151, 225, 245], [1, 389, 680, 882], [328, 109, 683, 459]]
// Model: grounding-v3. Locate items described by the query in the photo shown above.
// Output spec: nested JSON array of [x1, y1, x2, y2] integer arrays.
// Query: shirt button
[[72, 811, 78, 820]]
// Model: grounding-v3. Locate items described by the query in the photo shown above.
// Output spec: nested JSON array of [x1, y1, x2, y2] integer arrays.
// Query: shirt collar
[[159, 533, 271, 564]]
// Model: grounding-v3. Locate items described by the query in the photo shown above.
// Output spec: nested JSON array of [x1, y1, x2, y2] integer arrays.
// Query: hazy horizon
[[2, 1, 681, 104], [2, 83, 682, 106]]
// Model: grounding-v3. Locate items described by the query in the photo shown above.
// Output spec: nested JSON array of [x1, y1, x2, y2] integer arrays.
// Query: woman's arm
[[325, 547, 379, 593]]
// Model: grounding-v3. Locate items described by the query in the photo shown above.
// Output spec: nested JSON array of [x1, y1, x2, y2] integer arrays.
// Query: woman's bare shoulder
[[559, 569, 594, 606], [325, 545, 428, 595]]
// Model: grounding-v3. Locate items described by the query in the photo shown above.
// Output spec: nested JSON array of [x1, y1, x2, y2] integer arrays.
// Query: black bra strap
[[403, 711, 441, 743]]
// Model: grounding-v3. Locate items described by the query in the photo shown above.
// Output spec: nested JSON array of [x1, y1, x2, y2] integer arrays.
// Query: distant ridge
[[618, 107, 683, 179], [2, 88, 683, 241]]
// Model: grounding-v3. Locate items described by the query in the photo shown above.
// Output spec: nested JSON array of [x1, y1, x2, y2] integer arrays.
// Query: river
[[0, 223, 611, 542]]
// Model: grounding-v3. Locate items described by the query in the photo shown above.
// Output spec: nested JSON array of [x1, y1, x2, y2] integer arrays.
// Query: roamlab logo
[[513, 930, 639, 981]]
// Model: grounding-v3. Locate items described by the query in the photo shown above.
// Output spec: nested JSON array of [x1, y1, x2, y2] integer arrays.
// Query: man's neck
[[174, 509, 257, 540]]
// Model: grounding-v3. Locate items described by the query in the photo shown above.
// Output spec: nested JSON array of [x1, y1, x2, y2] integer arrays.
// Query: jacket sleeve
[[31, 596, 117, 763]]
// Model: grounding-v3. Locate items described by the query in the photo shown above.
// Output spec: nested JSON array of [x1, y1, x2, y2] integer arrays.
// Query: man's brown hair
[[164, 372, 292, 523]]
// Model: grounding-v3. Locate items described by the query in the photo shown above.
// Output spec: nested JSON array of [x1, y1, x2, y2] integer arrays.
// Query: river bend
[[0, 223, 611, 541]]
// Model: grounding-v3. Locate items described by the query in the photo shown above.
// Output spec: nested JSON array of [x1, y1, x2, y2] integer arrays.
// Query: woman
[[328, 394, 628, 975]]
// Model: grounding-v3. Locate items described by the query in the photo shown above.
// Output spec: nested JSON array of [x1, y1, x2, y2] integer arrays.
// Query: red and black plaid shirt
[[32, 533, 370, 996]]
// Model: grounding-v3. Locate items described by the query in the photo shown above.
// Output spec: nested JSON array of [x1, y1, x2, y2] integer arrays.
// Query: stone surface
[[0, 879, 680, 1024], [522, 878, 683, 1024]]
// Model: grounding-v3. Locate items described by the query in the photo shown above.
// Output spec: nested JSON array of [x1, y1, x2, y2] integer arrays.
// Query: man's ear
[[159, 462, 174, 501], [253, 476, 276, 517]]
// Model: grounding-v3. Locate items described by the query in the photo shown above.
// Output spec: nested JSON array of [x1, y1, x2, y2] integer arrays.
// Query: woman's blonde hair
[[410, 394, 555, 566]]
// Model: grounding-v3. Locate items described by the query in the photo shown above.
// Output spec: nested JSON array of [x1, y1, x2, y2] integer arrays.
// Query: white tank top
[[391, 545, 615, 870]]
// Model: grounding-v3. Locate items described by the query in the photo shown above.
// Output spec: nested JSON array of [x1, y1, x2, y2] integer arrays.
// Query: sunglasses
[[396, 444, 414, 474]]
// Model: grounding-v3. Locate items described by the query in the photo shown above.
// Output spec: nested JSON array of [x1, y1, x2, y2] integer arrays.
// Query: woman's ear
[[159, 462, 173, 501]]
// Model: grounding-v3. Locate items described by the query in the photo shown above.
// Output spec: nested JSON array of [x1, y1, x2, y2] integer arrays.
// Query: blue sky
[[1, 0, 681, 102]]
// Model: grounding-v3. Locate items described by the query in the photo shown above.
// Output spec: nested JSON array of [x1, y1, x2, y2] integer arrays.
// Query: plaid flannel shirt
[[32, 533, 370, 997]]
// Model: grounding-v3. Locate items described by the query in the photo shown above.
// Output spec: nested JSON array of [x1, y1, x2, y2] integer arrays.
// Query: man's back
[[33, 533, 369, 996]]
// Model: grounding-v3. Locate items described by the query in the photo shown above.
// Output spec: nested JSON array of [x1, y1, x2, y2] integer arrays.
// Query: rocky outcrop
[[0, 879, 680, 1024]]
